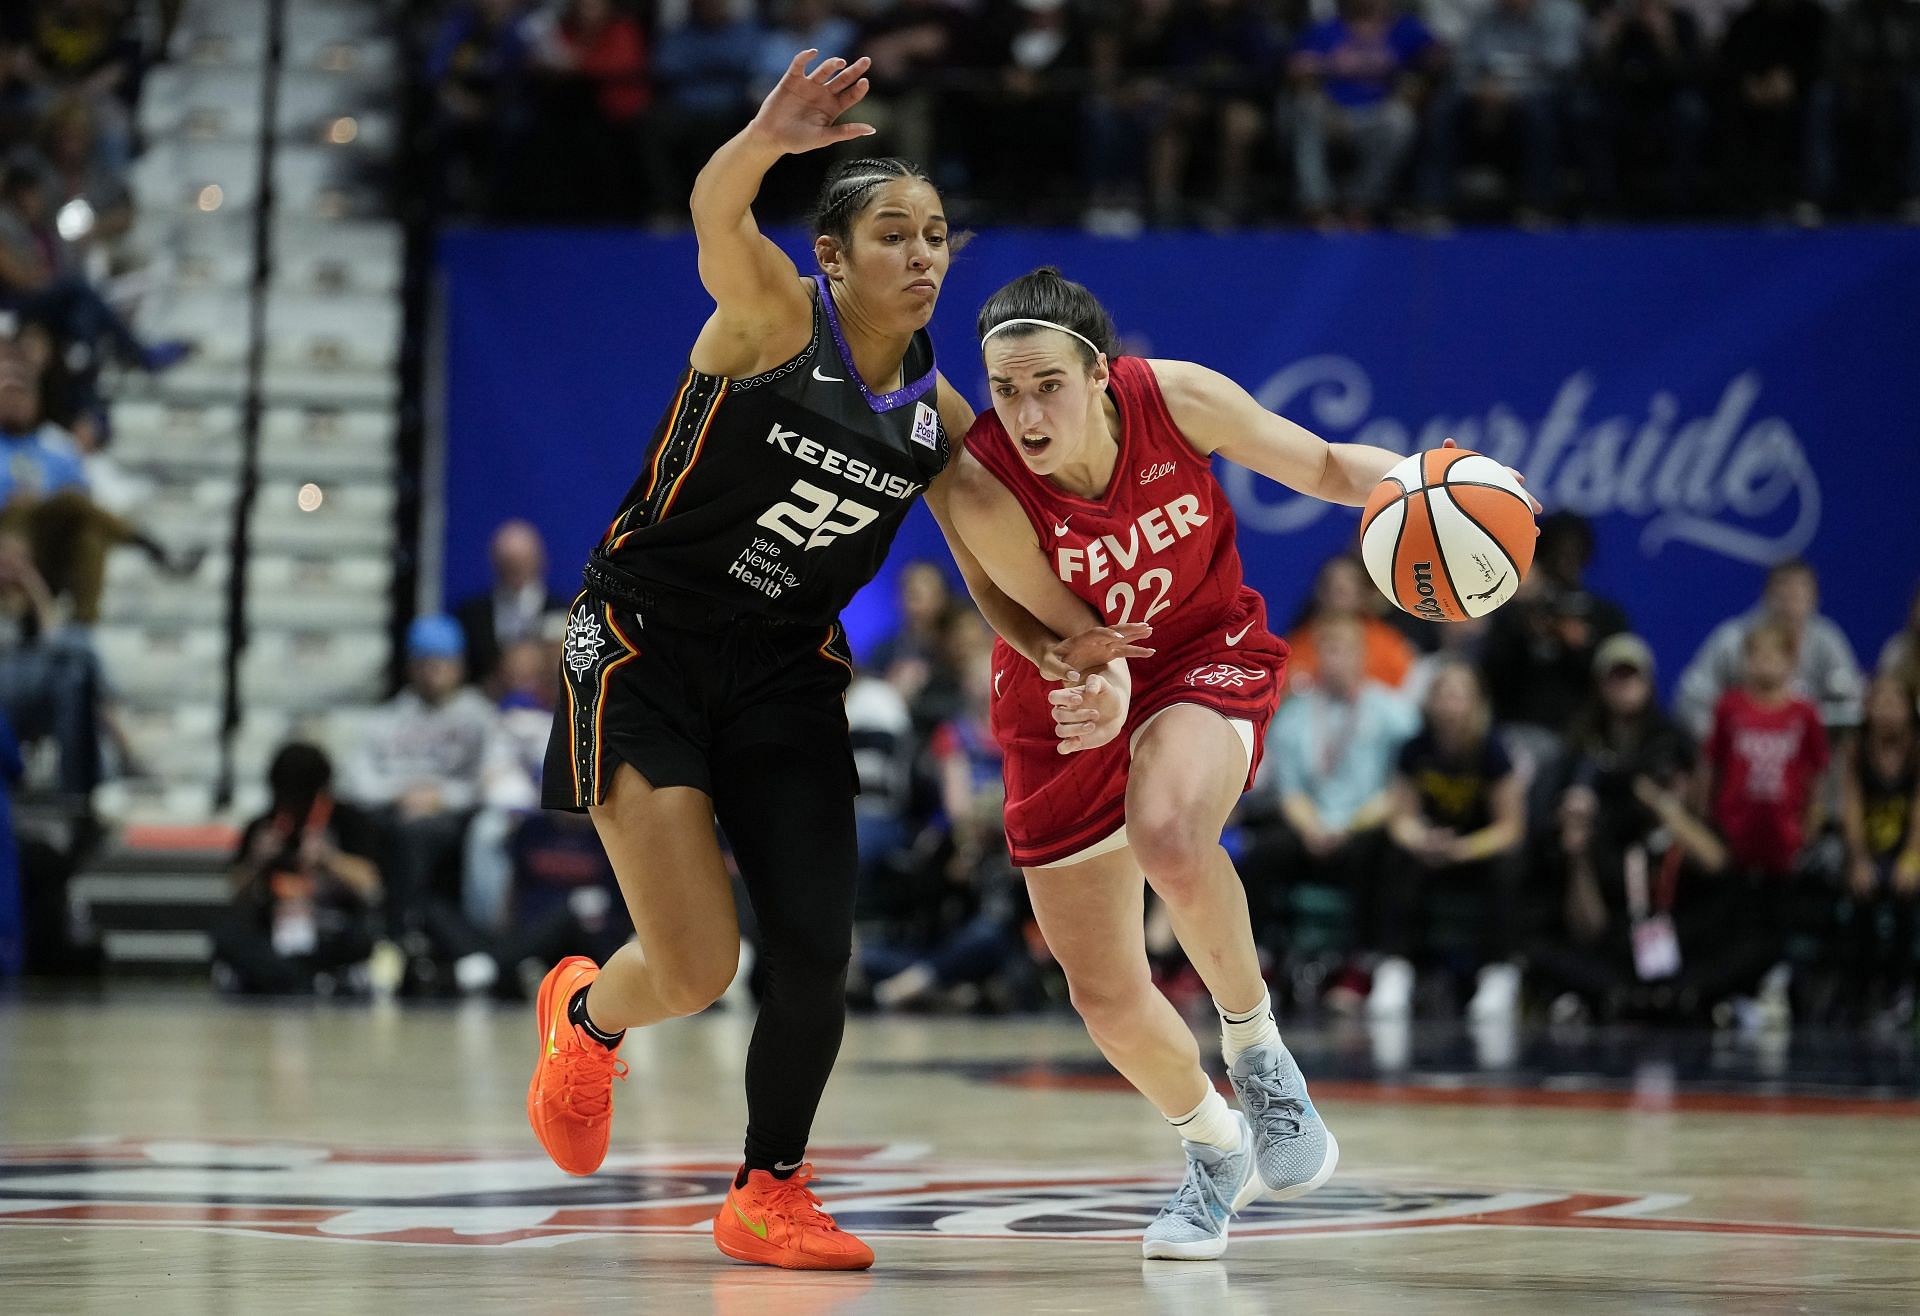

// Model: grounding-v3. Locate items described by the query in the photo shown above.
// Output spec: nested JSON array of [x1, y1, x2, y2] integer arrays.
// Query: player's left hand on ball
[[1041, 623, 1154, 685], [1440, 436, 1544, 517], [1049, 673, 1127, 755]]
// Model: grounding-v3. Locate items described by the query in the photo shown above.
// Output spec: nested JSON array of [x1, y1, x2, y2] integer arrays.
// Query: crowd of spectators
[[211, 522, 629, 999], [1247, 549, 1915, 1031], [837, 538, 1916, 1031], [3, 2, 190, 403], [423, 0, 1920, 229], [247, 511, 1918, 1037], [0, 2, 197, 826]]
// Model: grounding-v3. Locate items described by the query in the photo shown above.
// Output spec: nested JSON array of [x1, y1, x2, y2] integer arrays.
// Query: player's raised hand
[[1041, 623, 1155, 685], [747, 50, 875, 156], [1049, 674, 1129, 755]]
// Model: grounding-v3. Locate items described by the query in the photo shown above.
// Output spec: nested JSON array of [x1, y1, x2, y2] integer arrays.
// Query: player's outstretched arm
[[941, 448, 1144, 754], [1154, 360, 1543, 512], [689, 51, 873, 335], [1150, 358, 1400, 506], [927, 378, 1151, 683]]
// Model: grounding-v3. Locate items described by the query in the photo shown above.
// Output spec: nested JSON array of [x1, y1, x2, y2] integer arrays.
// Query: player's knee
[[759, 939, 850, 999], [1132, 815, 1216, 904], [1065, 970, 1151, 1036], [655, 948, 738, 1017]]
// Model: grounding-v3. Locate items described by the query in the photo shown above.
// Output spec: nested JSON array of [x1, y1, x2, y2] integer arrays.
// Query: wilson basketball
[[1359, 448, 1535, 622]]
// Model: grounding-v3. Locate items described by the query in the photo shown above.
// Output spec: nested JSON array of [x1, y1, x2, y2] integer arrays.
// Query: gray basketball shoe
[[1228, 1041, 1339, 1199], [1141, 1110, 1260, 1261]]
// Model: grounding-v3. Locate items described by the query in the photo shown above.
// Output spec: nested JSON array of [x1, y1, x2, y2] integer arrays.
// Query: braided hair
[[811, 157, 935, 247]]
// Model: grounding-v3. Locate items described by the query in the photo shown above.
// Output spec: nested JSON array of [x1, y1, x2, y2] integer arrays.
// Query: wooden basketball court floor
[[3, 990, 1918, 1314]]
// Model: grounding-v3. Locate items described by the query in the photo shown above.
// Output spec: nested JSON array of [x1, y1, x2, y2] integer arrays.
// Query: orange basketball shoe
[[713, 1165, 875, 1270], [526, 956, 627, 1175]]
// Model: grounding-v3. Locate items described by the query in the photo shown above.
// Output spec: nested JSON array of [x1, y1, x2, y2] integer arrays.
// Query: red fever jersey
[[964, 355, 1289, 867]]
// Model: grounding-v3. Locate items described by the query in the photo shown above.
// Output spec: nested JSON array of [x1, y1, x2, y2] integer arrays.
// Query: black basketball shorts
[[542, 589, 857, 811]]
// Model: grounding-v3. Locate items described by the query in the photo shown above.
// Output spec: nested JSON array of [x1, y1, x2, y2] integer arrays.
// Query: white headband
[[979, 317, 1103, 357]]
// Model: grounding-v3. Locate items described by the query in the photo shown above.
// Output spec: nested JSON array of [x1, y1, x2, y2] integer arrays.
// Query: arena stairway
[[73, 0, 405, 972]]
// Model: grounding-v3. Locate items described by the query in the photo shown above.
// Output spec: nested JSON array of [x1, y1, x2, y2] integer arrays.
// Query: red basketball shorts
[[988, 600, 1287, 870]]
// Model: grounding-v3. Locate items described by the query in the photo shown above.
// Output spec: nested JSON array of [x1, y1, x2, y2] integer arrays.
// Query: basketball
[[1359, 447, 1536, 622]]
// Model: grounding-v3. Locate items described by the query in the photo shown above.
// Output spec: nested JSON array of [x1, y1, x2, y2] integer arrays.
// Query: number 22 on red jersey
[[1049, 492, 1211, 627]]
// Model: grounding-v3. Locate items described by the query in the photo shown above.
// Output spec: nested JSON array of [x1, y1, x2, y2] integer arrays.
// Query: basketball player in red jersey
[[949, 268, 1532, 1259]]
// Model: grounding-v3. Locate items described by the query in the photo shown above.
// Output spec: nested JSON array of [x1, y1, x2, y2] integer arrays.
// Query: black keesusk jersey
[[585, 275, 949, 625]]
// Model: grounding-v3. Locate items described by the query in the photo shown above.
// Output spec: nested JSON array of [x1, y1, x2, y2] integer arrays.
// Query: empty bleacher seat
[[101, 551, 229, 627], [94, 625, 227, 706], [273, 143, 380, 219], [245, 476, 395, 552], [127, 473, 239, 544], [240, 628, 389, 711], [292, 35, 400, 84], [141, 289, 252, 368], [94, 779, 222, 829], [139, 66, 266, 142], [118, 704, 226, 782], [132, 140, 263, 212], [272, 219, 403, 297], [109, 401, 244, 471], [258, 404, 395, 478], [258, 289, 400, 404], [247, 552, 392, 628]]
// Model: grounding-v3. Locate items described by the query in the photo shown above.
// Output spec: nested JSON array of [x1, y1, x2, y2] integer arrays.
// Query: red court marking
[[1491, 1194, 1920, 1242]]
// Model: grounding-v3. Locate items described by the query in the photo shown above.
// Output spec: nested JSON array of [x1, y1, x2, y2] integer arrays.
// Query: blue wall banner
[[439, 226, 1920, 682]]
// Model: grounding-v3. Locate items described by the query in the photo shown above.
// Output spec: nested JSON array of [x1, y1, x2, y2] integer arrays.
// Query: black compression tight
[[711, 747, 859, 1175]]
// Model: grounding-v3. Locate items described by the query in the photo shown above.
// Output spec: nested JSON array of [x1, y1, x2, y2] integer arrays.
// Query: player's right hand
[[1049, 673, 1128, 755], [748, 50, 875, 156], [1041, 623, 1154, 685]]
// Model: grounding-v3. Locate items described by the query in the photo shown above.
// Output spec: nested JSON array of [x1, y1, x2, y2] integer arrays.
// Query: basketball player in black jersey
[[525, 51, 1146, 1270]]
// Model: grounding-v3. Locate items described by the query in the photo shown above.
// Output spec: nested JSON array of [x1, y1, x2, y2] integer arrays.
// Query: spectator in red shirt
[[527, 0, 663, 218], [1676, 619, 1835, 1022], [1702, 619, 1830, 878], [550, 0, 648, 119]]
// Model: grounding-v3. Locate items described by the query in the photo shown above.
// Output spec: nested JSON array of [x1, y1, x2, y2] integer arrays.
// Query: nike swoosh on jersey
[[994, 668, 1005, 698], [1053, 518, 1072, 538], [812, 365, 843, 383], [1225, 623, 1253, 646]]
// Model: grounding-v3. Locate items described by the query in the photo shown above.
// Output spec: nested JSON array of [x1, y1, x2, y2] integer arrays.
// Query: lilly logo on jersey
[[1055, 494, 1209, 586], [764, 423, 924, 501], [1138, 461, 1178, 485]]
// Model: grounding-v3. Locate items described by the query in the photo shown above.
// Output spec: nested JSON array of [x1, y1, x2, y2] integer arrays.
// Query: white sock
[[1217, 991, 1281, 1067], [1166, 1088, 1241, 1153]]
